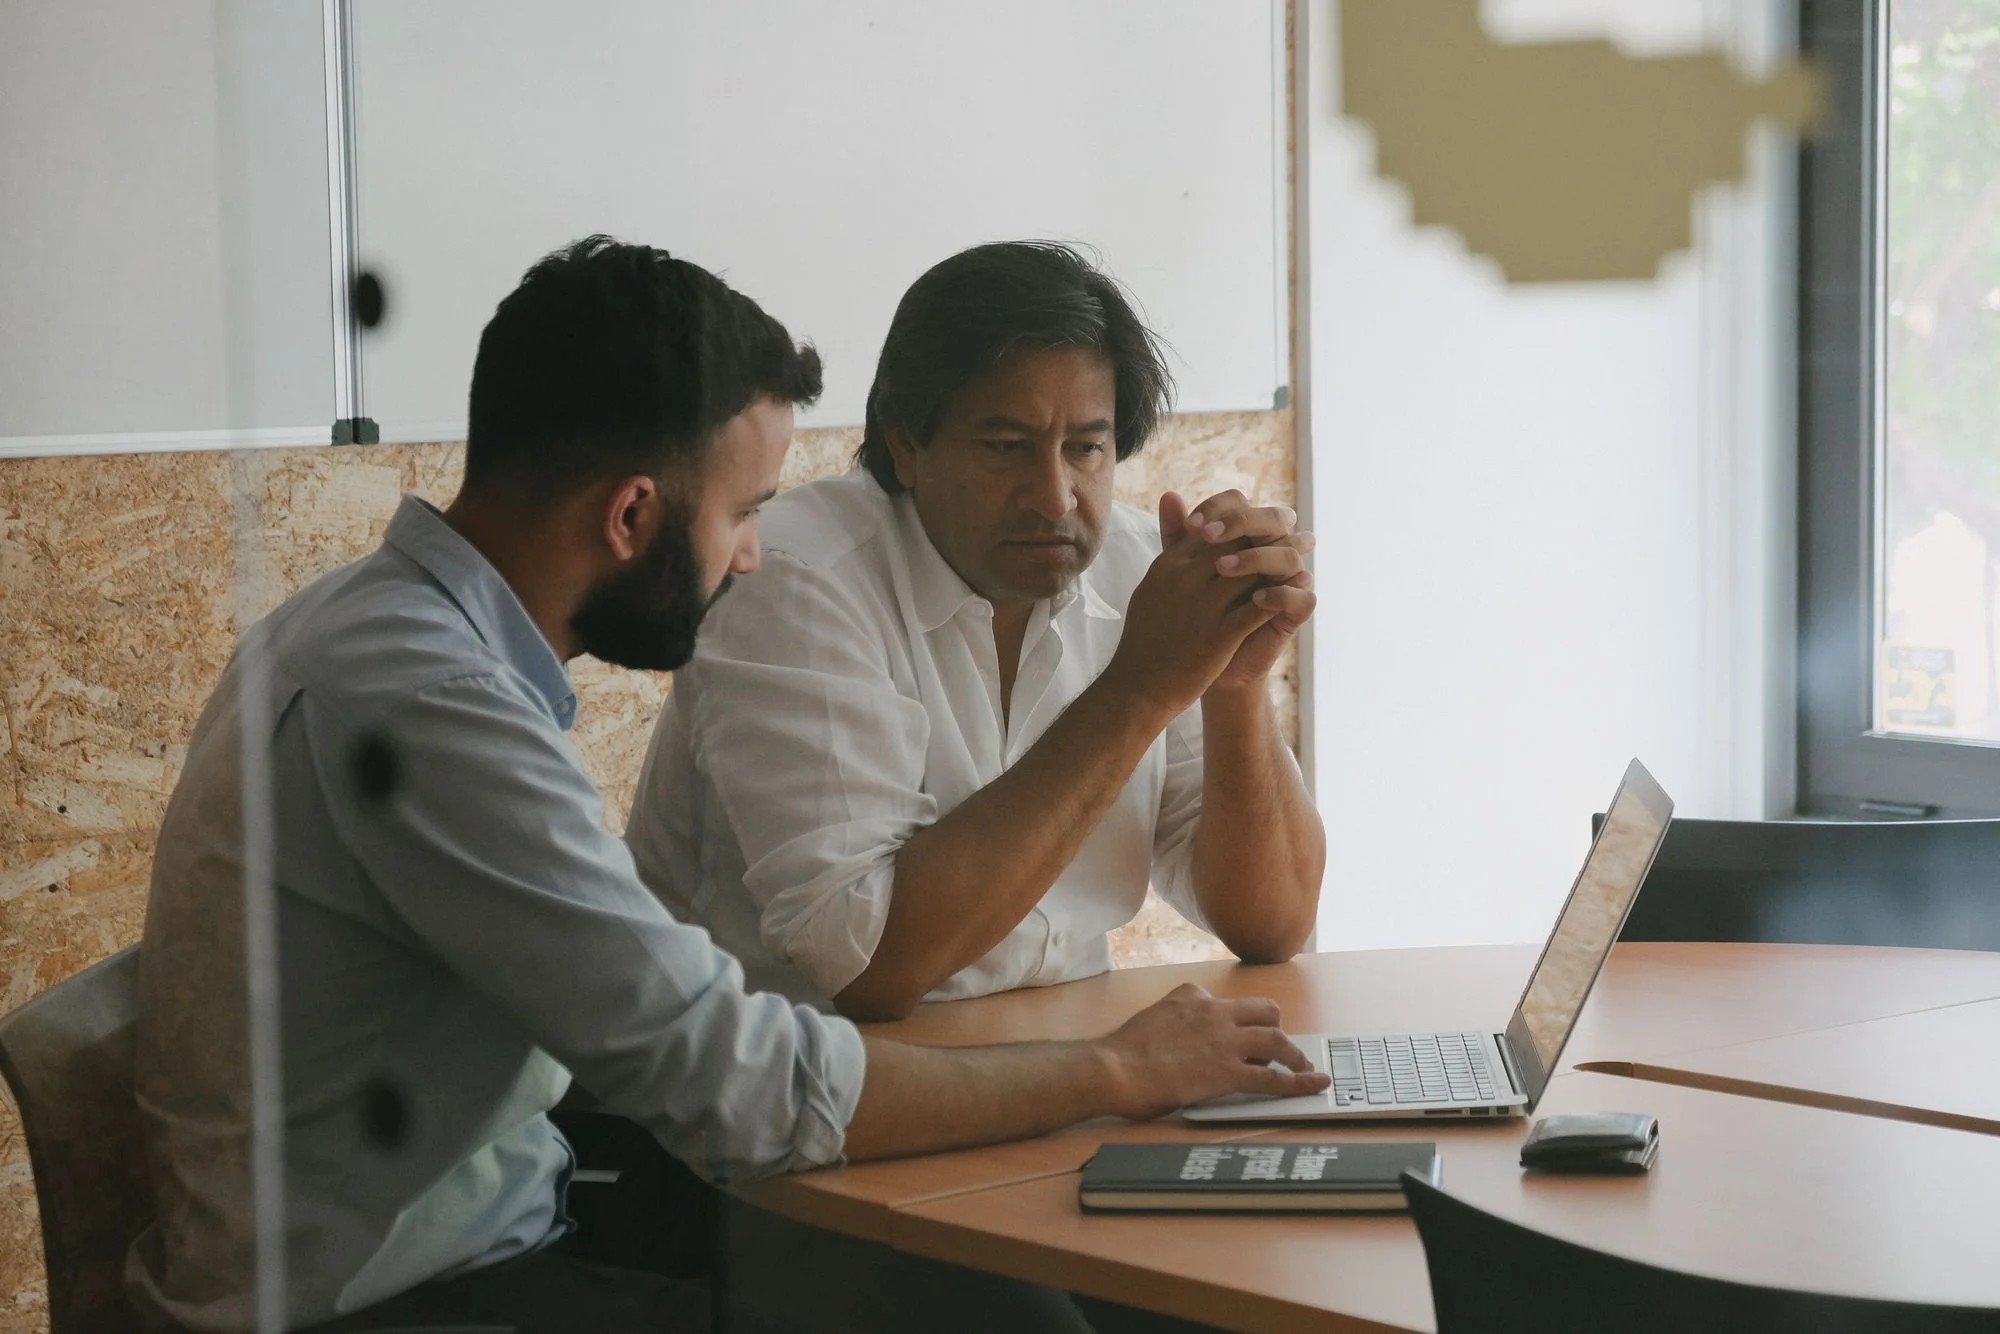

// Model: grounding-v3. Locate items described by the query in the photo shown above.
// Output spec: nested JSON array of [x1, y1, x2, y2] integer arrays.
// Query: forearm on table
[[834, 677, 1175, 1020], [1190, 684, 1325, 961], [840, 1034, 1126, 1161]]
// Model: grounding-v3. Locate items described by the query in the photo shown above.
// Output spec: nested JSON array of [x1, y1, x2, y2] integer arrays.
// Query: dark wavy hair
[[465, 235, 822, 498], [856, 241, 1172, 493]]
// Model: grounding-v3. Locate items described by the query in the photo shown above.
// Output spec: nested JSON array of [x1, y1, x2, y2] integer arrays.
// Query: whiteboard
[[349, 0, 1287, 438], [0, 0, 333, 454]]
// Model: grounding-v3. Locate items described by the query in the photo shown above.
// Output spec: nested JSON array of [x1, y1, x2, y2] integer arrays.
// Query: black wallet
[[1519, 1112, 1659, 1173]]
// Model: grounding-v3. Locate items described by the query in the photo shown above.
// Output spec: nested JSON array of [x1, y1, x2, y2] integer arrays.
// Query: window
[[1800, 0, 2000, 815]]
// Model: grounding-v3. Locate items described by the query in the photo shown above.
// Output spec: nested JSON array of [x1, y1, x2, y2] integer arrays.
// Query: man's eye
[[1070, 439, 1108, 455], [983, 438, 1026, 453]]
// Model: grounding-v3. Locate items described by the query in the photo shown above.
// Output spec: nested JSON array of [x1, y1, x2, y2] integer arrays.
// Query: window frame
[[1798, 0, 2000, 817]]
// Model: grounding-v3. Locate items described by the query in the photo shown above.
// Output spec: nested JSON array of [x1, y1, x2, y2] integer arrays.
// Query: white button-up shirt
[[629, 470, 1221, 1006]]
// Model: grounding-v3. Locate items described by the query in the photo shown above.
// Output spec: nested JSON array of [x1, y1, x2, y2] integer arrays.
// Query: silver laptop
[[1187, 758, 1673, 1123]]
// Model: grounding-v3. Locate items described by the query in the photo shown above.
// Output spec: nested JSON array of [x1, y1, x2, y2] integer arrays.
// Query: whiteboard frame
[[323, 0, 364, 434], [1268, 0, 1294, 411], [0, 426, 333, 460]]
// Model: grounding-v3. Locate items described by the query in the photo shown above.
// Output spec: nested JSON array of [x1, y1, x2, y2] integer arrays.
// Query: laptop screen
[[1508, 760, 1674, 1088]]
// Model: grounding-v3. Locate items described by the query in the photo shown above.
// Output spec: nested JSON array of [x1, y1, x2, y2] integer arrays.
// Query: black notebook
[[1078, 1141, 1440, 1213]]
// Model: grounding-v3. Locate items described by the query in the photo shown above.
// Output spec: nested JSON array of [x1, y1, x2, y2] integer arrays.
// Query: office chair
[[0, 948, 538, 1334], [0, 947, 150, 1334], [1402, 1171, 2000, 1333], [1594, 815, 2000, 949]]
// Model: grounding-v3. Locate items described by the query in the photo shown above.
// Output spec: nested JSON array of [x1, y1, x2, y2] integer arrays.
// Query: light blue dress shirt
[[129, 496, 865, 1332]]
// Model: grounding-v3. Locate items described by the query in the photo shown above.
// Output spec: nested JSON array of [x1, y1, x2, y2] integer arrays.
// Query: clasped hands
[[1107, 488, 1316, 715]]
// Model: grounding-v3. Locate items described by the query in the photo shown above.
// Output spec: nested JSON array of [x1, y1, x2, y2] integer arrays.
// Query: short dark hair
[[465, 235, 822, 497], [856, 241, 1173, 494]]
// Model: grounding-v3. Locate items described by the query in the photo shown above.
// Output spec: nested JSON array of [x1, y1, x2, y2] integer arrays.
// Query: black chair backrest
[[1594, 815, 2000, 949], [1402, 1170, 2000, 1333]]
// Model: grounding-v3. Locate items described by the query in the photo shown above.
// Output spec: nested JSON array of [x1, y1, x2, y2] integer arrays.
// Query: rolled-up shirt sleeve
[[677, 550, 936, 998], [314, 673, 864, 1186]]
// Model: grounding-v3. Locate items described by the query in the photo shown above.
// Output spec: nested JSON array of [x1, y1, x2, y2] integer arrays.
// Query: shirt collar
[[383, 496, 581, 730], [892, 495, 1123, 631], [1073, 577, 1124, 622], [894, 496, 990, 633]]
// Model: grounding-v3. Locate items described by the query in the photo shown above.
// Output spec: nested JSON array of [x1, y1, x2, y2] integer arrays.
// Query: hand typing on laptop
[[1097, 985, 1329, 1120]]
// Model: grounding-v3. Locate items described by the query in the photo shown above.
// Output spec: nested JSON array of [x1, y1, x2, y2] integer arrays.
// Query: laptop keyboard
[[1326, 1033, 1500, 1107]]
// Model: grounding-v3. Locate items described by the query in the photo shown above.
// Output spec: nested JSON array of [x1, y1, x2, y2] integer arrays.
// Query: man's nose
[[1018, 446, 1076, 521], [731, 523, 762, 576]]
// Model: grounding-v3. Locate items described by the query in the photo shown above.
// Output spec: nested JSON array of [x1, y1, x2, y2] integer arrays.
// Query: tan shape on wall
[[1340, 0, 1821, 283]]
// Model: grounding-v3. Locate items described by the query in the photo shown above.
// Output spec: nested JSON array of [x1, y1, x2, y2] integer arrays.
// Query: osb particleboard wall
[[0, 407, 1296, 1330]]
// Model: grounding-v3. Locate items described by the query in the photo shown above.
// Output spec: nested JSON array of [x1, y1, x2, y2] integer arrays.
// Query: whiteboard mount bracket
[[331, 417, 380, 446]]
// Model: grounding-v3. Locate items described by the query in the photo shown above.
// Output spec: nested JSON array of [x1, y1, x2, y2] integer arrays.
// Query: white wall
[[1304, 0, 1797, 951]]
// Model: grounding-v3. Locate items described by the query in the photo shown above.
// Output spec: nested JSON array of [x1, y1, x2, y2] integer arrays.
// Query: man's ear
[[602, 473, 658, 563], [885, 428, 924, 492]]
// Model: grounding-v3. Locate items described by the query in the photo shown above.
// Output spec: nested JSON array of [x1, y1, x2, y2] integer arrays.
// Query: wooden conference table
[[1580, 994, 2000, 1138], [746, 943, 2000, 1331]]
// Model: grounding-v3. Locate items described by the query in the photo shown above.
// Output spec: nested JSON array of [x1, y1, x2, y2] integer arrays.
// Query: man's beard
[[570, 514, 731, 672]]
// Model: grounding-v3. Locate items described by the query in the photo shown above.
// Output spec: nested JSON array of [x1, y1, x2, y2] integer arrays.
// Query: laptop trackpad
[[1183, 1088, 1335, 1118]]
